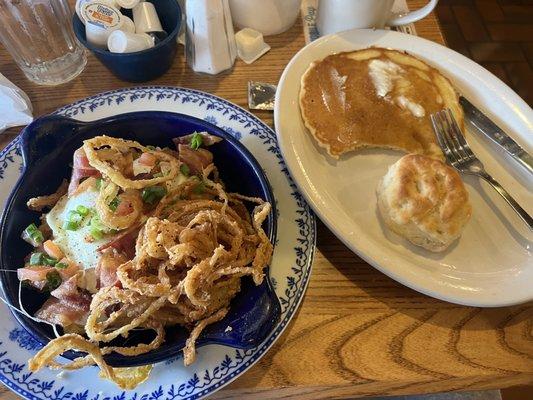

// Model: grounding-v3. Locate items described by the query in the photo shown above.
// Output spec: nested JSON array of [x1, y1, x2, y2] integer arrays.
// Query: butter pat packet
[[248, 82, 277, 111], [236, 28, 271, 64]]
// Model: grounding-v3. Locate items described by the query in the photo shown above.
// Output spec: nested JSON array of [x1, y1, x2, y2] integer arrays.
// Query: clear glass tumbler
[[0, 0, 87, 85]]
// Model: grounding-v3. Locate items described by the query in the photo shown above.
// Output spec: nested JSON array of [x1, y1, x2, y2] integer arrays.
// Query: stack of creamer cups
[[76, 0, 167, 53]]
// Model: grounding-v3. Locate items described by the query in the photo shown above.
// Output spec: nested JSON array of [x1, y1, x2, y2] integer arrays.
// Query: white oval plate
[[275, 29, 533, 307], [0, 87, 316, 399]]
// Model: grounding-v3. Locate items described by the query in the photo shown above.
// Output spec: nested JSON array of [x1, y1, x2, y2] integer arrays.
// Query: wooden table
[[0, 1, 532, 399]]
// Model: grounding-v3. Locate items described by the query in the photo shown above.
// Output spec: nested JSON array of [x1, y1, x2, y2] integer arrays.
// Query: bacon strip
[[174, 132, 222, 147], [68, 148, 101, 195], [96, 249, 128, 288], [177, 144, 213, 175], [35, 297, 89, 327], [57, 261, 80, 281], [35, 275, 92, 327], [51, 275, 91, 306], [17, 266, 55, 282], [98, 225, 140, 260]]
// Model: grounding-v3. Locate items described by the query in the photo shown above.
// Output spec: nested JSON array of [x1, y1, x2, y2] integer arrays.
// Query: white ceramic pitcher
[[228, 0, 301, 36]]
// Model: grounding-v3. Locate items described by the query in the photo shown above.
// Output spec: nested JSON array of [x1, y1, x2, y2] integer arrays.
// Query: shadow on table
[[362, 390, 502, 400], [315, 219, 532, 331]]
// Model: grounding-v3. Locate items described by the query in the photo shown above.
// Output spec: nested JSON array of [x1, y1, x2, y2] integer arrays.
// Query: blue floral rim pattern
[[0, 86, 316, 400]]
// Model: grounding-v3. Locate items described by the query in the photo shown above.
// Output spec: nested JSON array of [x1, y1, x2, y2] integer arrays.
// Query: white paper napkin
[[0, 73, 33, 134]]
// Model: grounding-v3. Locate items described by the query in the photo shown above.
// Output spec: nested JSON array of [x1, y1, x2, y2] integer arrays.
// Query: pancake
[[299, 48, 464, 159]]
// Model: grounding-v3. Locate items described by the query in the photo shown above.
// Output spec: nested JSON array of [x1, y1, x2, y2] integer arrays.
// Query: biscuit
[[377, 154, 472, 252]]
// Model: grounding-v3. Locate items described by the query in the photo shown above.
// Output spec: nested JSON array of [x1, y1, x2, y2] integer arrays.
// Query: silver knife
[[460, 96, 533, 175]]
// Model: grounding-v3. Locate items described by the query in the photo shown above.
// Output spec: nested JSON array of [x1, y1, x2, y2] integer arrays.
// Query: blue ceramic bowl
[[73, 0, 181, 82], [0, 111, 280, 367]]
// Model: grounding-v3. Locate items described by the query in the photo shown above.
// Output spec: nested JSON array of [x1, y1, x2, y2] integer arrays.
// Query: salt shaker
[[185, 0, 237, 75]]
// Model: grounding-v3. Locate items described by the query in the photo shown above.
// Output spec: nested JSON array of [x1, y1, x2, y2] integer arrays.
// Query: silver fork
[[431, 109, 533, 230]]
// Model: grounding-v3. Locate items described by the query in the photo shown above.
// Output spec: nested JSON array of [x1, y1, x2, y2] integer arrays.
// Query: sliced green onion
[[141, 186, 167, 205], [64, 210, 82, 231], [193, 181, 205, 194], [64, 206, 93, 230], [147, 145, 156, 150], [23, 223, 44, 246], [76, 205, 90, 216], [41, 255, 58, 266], [90, 227, 104, 240], [109, 197, 121, 212], [55, 262, 68, 269], [24, 223, 40, 236], [89, 215, 106, 240], [190, 133, 203, 150], [95, 178, 103, 190], [180, 164, 190, 176], [29, 252, 44, 265], [45, 270, 62, 291], [63, 220, 79, 231], [68, 210, 84, 223], [90, 215, 105, 229]]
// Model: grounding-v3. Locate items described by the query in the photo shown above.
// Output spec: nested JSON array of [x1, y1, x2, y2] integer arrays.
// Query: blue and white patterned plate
[[0, 87, 316, 400]]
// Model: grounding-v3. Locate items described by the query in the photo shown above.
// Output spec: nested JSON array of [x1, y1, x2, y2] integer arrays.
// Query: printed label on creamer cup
[[82, 2, 122, 29]]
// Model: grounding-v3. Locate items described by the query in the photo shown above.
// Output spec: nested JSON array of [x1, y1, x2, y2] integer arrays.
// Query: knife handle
[[460, 96, 533, 175], [515, 152, 533, 175]]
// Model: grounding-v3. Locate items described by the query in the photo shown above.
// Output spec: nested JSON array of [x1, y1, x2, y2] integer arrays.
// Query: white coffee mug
[[228, 0, 301, 36], [317, 0, 439, 36]]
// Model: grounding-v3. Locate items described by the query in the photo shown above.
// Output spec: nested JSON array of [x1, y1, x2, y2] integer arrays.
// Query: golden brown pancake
[[299, 48, 464, 159]]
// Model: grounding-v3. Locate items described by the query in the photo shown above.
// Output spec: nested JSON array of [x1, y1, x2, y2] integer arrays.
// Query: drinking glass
[[0, 0, 87, 85]]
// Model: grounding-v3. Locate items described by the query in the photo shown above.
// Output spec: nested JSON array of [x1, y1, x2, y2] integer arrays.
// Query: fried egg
[[46, 186, 114, 269], [46, 168, 190, 270]]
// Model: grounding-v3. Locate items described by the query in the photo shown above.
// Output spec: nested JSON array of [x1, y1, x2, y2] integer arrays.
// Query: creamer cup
[[82, 2, 129, 49], [115, 0, 141, 9], [75, 0, 119, 24], [133, 1, 164, 34], [121, 15, 136, 33], [82, 2, 122, 30], [108, 30, 154, 53]]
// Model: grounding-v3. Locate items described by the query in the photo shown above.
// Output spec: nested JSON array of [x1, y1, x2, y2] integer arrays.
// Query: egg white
[[46, 186, 114, 270], [46, 170, 191, 270]]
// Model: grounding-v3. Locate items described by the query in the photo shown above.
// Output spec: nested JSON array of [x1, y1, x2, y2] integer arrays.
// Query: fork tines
[[431, 108, 475, 167]]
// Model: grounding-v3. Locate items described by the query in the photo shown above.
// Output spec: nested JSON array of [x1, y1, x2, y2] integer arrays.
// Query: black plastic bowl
[[0, 111, 280, 367], [73, 0, 181, 82]]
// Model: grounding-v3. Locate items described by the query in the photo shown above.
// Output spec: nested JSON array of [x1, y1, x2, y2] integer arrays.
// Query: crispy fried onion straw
[[96, 181, 143, 230], [29, 176, 273, 388], [27, 333, 156, 390], [83, 136, 179, 189]]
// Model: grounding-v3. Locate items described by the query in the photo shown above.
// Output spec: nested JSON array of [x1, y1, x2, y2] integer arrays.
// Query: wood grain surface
[[0, 1, 531, 399]]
